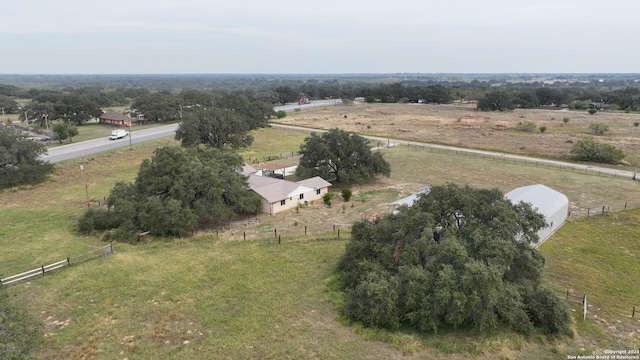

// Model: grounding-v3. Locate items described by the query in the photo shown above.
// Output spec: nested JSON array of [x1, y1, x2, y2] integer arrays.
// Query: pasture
[[1, 109, 639, 358]]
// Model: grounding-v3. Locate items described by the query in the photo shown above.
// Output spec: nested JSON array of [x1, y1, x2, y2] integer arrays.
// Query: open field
[[2, 124, 639, 358], [277, 102, 640, 167]]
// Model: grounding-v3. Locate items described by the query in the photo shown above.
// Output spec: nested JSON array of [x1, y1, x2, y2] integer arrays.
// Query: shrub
[[515, 121, 536, 132], [342, 270, 400, 330], [526, 287, 573, 336], [275, 110, 287, 119], [588, 109, 598, 115], [570, 137, 625, 164], [589, 123, 609, 135], [634, 122, 639, 127], [562, 117, 570, 125], [539, 126, 547, 134], [342, 188, 353, 202], [322, 192, 334, 206]]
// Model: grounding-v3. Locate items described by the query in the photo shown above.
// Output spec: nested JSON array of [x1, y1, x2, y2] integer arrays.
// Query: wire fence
[[0, 244, 113, 287]]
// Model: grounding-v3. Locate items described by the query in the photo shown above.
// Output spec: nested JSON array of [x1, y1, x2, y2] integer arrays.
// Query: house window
[[316, 189, 321, 195], [299, 194, 304, 200], [280, 200, 286, 206]]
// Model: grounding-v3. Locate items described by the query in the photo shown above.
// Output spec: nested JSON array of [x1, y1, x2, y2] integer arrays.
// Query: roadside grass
[[2, 125, 639, 358]]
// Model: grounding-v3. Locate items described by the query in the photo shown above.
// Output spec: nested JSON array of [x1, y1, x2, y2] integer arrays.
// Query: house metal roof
[[248, 175, 331, 204]]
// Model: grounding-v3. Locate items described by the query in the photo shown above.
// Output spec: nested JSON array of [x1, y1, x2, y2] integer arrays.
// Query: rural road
[[40, 101, 638, 181]]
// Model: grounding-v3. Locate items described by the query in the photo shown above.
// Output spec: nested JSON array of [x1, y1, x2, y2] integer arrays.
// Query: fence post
[[67, 257, 71, 266], [587, 209, 590, 216], [566, 289, 569, 300], [602, 206, 605, 214], [274, 228, 277, 238], [338, 229, 340, 239], [633, 306, 636, 318], [304, 226, 307, 235], [41, 265, 45, 276], [110, 243, 113, 253], [333, 224, 336, 232], [243, 231, 246, 240], [278, 235, 281, 244], [583, 294, 587, 321], [625, 202, 628, 209]]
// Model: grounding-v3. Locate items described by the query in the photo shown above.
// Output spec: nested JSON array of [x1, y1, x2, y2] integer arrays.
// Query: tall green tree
[[297, 128, 391, 183], [338, 183, 571, 335], [19, 101, 55, 129], [175, 108, 254, 149], [52, 121, 79, 143], [132, 92, 181, 122], [0, 95, 19, 114], [476, 91, 515, 111], [0, 127, 54, 189], [78, 146, 261, 238], [53, 94, 102, 125]]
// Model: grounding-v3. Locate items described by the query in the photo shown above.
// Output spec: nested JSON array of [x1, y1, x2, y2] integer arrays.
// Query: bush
[[275, 110, 287, 119], [562, 117, 570, 125], [342, 271, 400, 330], [342, 188, 353, 202], [570, 137, 625, 164], [539, 126, 547, 134], [589, 123, 609, 135], [515, 121, 537, 132], [588, 109, 598, 115], [526, 287, 573, 336], [634, 122, 639, 127], [322, 192, 334, 206]]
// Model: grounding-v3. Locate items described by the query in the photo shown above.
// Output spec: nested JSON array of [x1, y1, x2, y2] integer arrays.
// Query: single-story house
[[247, 174, 331, 215], [99, 112, 131, 127], [505, 184, 569, 248]]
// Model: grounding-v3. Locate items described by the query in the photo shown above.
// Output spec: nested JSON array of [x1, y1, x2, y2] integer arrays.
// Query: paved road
[[40, 101, 339, 163], [39, 101, 638, 181]]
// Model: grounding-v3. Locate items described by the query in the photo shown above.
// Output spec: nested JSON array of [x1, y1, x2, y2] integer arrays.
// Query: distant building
[[99, 112, 131, 127]]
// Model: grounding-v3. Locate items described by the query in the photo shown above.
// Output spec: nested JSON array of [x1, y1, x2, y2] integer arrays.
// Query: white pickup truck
[[109, 129, 129, 140]]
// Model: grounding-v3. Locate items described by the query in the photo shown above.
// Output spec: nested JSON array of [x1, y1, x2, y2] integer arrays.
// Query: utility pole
[[80, 157, 90, 208]]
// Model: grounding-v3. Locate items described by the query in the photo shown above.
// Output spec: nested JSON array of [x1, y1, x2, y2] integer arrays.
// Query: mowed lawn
[[1, 126, 639, 358]]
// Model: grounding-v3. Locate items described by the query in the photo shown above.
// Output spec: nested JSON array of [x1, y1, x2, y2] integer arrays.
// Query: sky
[[2, 0, 639, 74]]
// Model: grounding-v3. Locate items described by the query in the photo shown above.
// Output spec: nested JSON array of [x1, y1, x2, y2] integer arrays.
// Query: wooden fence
[[0, 244, 113, 287]]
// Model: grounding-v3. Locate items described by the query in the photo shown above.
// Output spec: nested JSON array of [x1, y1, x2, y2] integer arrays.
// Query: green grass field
[[1, 127, 639, 359]]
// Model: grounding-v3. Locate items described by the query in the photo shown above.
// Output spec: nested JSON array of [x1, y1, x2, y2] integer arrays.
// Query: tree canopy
[[337, 183, 572, 336], [78, 146, 261, 239], [175, 108, 254, 149], [0, 127, 54, 189], [296, 128, 391, 184], [476, 91, 515, 111]]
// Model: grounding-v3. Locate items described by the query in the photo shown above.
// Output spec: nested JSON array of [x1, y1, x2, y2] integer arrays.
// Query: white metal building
[[505, 184, 569, 247]]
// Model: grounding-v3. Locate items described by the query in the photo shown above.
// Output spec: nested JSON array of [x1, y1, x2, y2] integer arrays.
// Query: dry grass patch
[[276, 103, 640, 166]]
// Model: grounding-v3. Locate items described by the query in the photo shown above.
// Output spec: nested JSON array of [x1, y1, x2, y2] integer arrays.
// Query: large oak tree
[[296, 128, 391, 184], [338, 183, 572, 336]]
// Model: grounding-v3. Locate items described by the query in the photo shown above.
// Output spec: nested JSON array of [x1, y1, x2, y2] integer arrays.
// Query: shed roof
[[505, 184, 568, 217]]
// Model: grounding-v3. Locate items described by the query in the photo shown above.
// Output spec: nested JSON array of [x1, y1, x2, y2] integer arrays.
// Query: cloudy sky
[[2, 0, 638, 74]]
